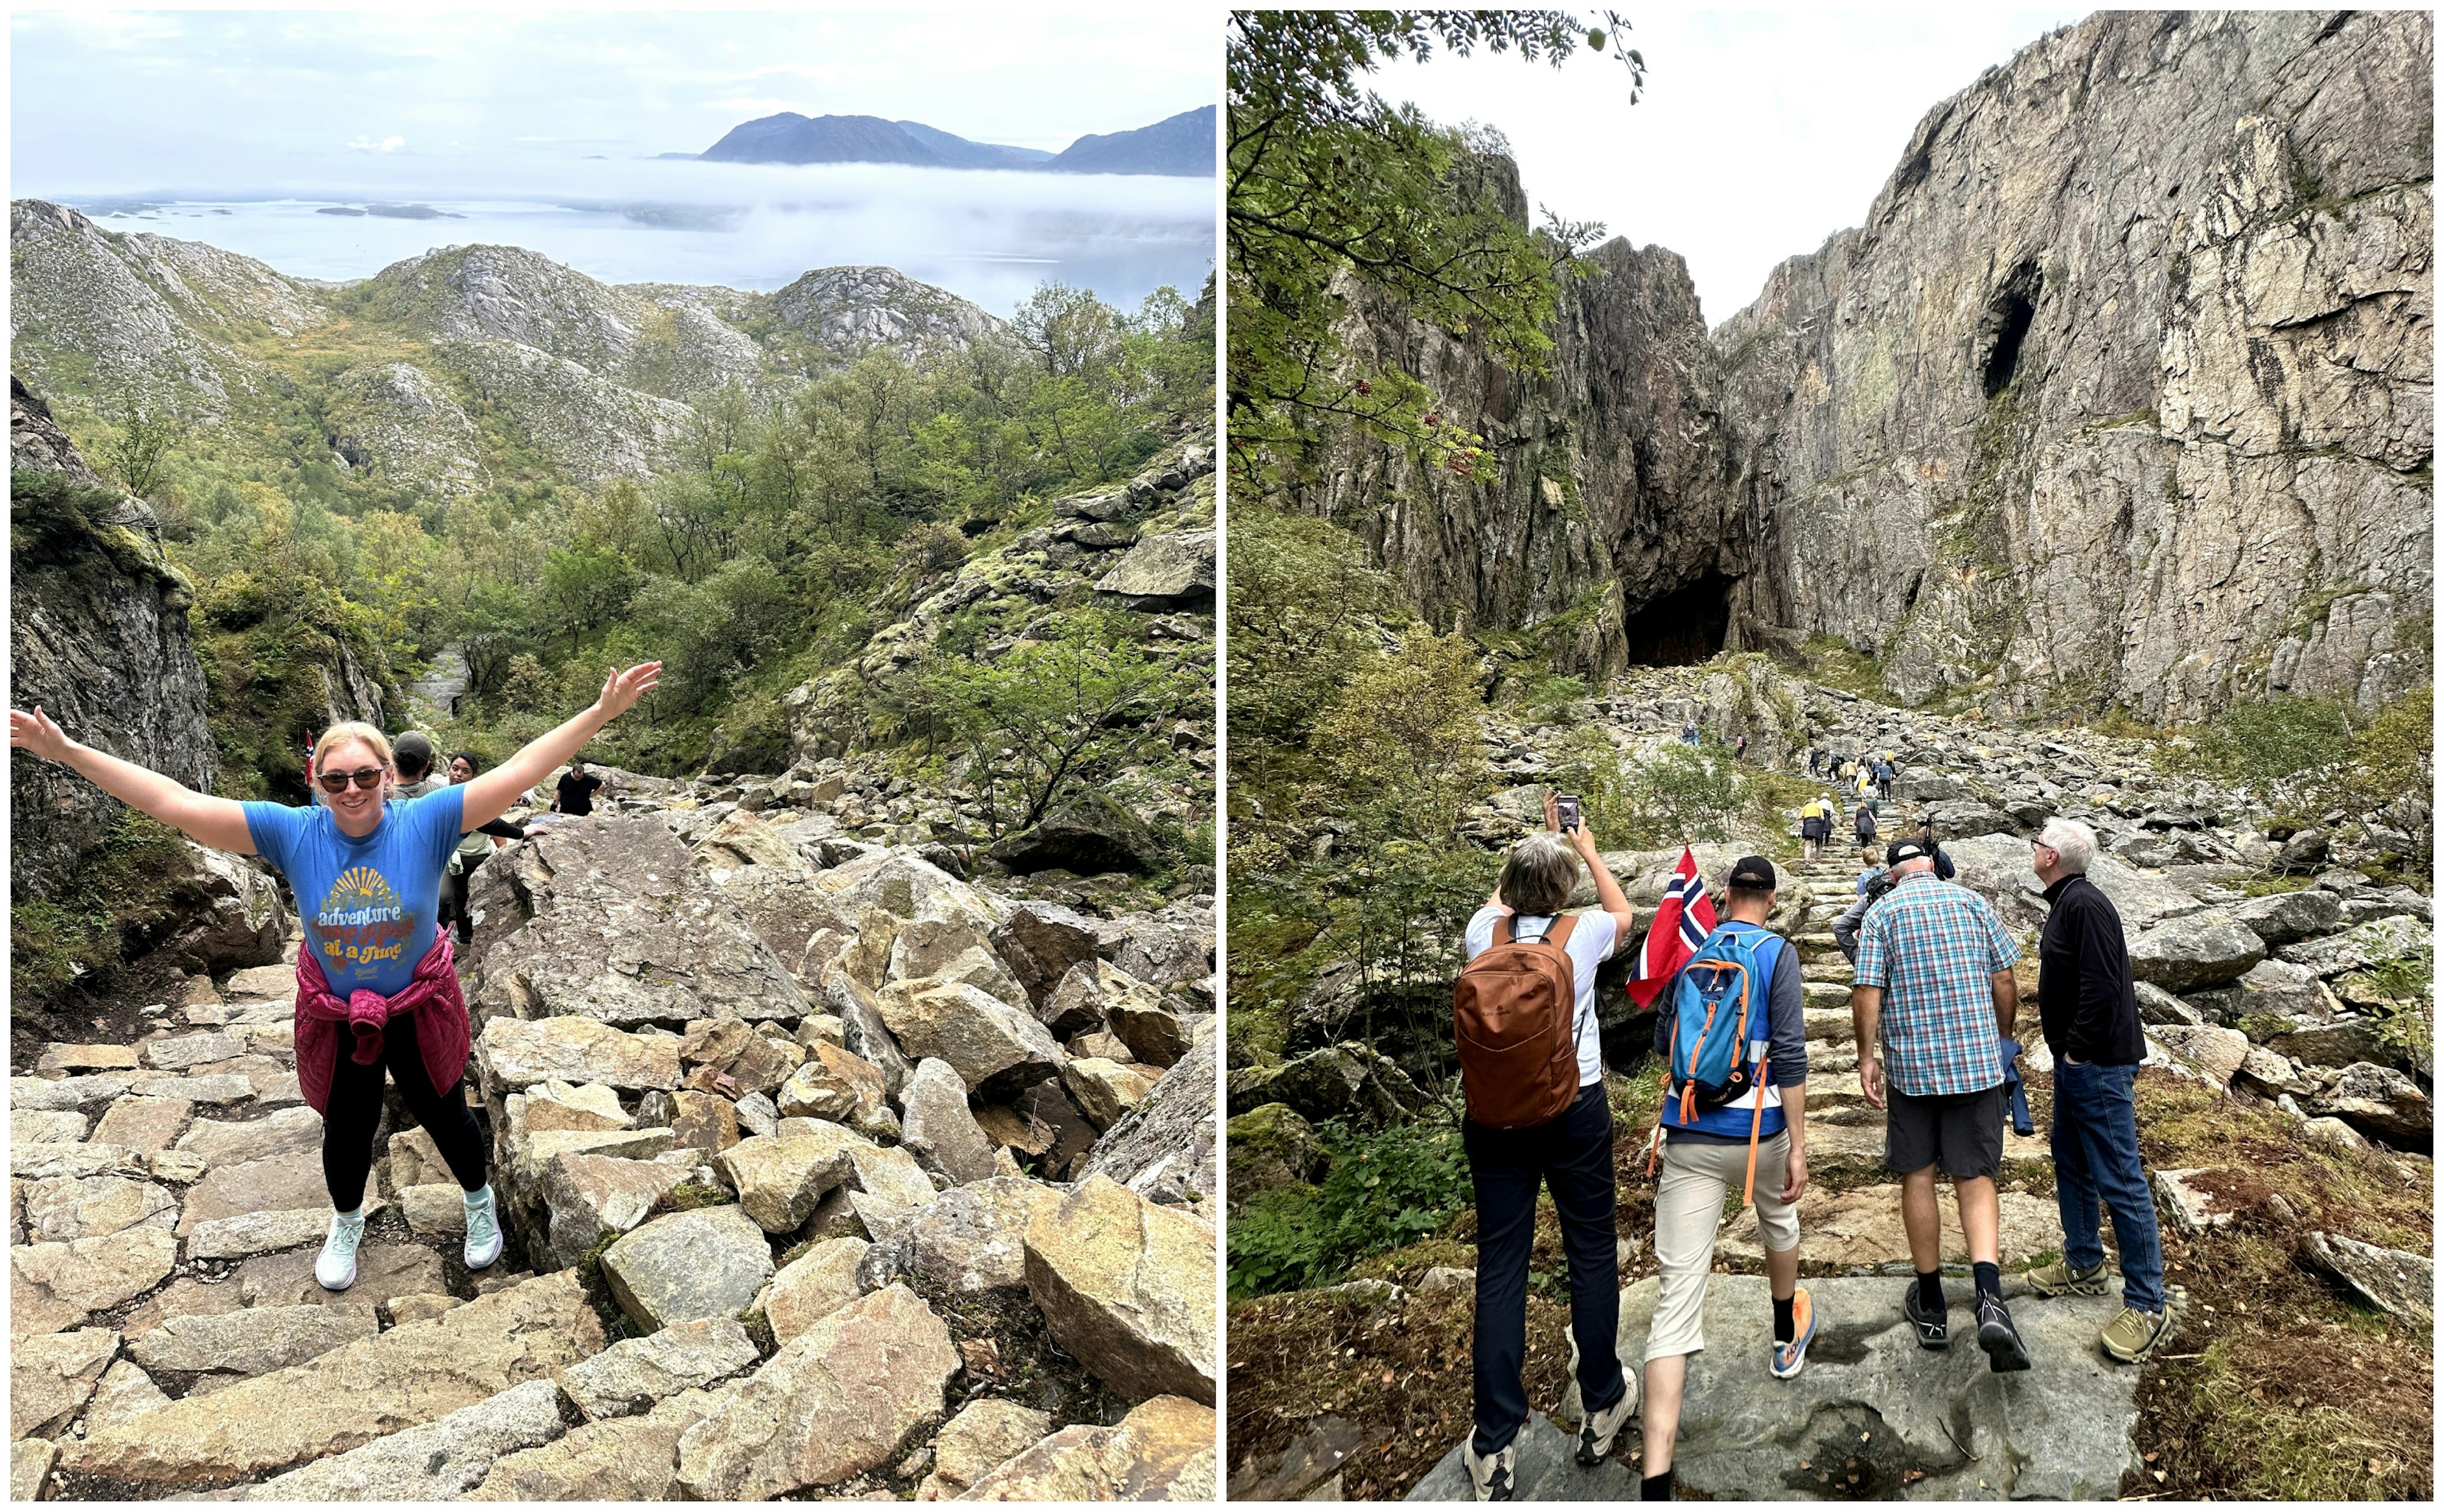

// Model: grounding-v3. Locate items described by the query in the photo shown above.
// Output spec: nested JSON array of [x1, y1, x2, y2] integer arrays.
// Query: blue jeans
[[1465, 1081, 1626, 1455], [2050, 1059, 2165, 1313]]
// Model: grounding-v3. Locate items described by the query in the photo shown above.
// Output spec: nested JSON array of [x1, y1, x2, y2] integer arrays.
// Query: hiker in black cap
[[1640, 855, 1813, 1502]]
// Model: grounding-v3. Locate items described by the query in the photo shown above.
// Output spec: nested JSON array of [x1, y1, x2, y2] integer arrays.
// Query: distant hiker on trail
[[9, 662, 663, 1294], [1732, 732, 1748, 760], [1837, 835, 1955, 962], [1853, 800, 1879, 848], [1799, 795, 1834, 862], [1850, 836, 2030, 1373], [554, 760, 607, 816], [1680, 718, 1699, 747], [442, 751, 534, 947], [2025, 818, 2175, 1362], [1453, 794, 1640, 1500], [391, 731, 443, 799], [1809, 746, 1827, 778], [1640, 855, 1813, 1503], [1874, 753, 1897, 799]]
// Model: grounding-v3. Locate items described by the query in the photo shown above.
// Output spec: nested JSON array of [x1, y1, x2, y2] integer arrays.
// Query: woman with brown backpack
[[1450, 794, 1640, 1499]]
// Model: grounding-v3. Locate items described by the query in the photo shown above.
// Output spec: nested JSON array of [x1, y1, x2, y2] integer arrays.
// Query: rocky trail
[[1227, 664, 2433, 1500], [11, 772, 1219, 1501]]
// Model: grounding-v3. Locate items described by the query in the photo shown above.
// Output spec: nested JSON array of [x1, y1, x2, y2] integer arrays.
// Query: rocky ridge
[[9, 199, 1018, 485], [11, 768, 1218, 1501], [1279, 10, 2432, 723]]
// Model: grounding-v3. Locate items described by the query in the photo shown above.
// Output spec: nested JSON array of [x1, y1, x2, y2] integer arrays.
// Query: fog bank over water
[[36, 158, 1213, 316]]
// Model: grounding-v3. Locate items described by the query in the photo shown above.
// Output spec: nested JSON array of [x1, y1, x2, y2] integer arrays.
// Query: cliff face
[[9, 375, 214, 897], [1290, 10, 2432, 721], [1725, 8, 2432, 722], [1299, 158, 1743, 682]]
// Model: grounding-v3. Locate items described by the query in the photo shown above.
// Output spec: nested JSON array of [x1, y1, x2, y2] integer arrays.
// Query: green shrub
[[1226, 1102, 1474, 1301], [1619, 741, 1753, 847], [11, 811, 195, 1008], [1521, 673, 1588, 724], [2194, 696, 2353, 787]]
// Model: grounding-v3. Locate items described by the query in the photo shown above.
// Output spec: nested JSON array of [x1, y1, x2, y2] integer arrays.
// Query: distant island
[[687, 104, 1212, 176]]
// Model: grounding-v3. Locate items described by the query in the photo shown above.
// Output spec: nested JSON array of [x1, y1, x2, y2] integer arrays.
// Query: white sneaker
[[463, 1184, 503, 1270], [1463, 1439, 1515, 1501], [316, 1207, 366, 1291], [1577, 1389, 1634, 1465]]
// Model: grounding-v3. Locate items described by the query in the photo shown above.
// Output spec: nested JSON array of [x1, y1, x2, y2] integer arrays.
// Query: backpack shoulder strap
[[1496, 913, 1516, 948], [1545, 914, 1578, 953]]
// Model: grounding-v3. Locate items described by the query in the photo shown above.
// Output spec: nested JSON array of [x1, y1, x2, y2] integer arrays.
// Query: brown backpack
[[1454, 914, 1581, 1129]]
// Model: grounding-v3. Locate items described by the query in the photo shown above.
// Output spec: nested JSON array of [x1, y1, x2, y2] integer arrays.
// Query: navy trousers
[[1465, 1081, 1627, 1455]]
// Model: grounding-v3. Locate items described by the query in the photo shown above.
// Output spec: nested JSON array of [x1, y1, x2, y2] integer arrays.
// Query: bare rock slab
[[11, 1327, 118, 1441], [767, 1236, 871, 1343], [958, 1394, 1217, 1500], [1554, 1274, 2134, 1501], [467, 1386, 728, 1500], [60, 1268, 602, 1483], [2300, 1229, 2434, 1325], [554, 1315, 759, 1421], [130, 1301, 380, 1375], [11, 1439, 57, 1503], [176, 1105, 323, 1168], [539, 1149, 689, 1269], [901, 1056, 999, 1186], [718, 1124, 864, 1233], [237, 1242, 448, 1310], [876, 979, 1065, 1100], [601, 1203, 775, 1331], [674, 1282, 958, 1499], [11, 1227, 178, 1338], [921, 1397, 1052, 1499], [479, 1014, 681, 1093], [1023, 1174, 1216, 1404], [240, 1376, 566, 1501]]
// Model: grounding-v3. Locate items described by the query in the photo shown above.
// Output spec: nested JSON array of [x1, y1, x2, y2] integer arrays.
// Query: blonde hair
[[1497, 832, 1579, 916], [313, 722, 396, 778]]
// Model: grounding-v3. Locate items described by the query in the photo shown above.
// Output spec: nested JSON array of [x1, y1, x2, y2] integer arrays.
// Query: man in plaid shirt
[[1851, 837, 2032, 1372]]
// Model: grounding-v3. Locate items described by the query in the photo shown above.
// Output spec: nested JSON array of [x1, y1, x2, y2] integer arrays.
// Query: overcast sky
[[10, 6, 1217, 193], [1370, 8, 2087, 326]]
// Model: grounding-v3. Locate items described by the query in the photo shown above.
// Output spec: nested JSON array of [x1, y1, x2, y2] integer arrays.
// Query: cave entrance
[[1981, 261, 2042, 399], [1622, 570, 1735, 666]]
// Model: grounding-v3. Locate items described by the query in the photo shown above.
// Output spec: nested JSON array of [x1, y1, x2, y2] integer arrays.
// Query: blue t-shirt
[[244, 788, 466, 996]]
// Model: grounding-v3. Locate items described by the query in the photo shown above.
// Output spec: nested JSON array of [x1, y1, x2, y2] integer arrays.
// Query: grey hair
[[2037, 816, 2096, 874], [1498, 832, 1579, 916]]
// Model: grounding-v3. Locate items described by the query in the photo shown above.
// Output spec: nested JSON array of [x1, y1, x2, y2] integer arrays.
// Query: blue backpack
[[1649, 923, 1785, 1203]]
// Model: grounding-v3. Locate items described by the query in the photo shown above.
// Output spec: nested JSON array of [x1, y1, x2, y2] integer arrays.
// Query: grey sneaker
[[1463, 1439, 1516, 1501], [463, 1184, 503, 1270], [315, 1207, 366, 1291], [1577, 1390, 1633, 1466]]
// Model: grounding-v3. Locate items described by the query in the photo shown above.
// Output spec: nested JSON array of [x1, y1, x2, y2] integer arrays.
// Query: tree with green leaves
[[1228, 10, 1642, 498]]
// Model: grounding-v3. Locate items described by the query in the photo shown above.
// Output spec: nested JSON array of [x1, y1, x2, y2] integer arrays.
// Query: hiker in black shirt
[[2023, 817, 2172, 1365], [554, 762, 605, 816]]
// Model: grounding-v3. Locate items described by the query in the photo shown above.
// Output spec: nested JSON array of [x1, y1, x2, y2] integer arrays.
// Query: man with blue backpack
[[1637, 857, 1813, 1502]]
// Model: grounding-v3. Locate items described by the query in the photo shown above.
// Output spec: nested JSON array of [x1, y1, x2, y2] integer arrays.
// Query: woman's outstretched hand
[[594, 663, 663, 720], [10, 708, 74, 764]]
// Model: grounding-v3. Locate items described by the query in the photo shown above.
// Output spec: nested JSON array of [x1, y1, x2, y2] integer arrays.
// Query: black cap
[[1728, 855, 1776, 890], [393, 731, 435, 773], [1886, 837, 1929, 866]]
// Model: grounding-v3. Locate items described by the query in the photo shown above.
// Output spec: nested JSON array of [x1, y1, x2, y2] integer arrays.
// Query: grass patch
[[2124, 1073, 2431, 1499]]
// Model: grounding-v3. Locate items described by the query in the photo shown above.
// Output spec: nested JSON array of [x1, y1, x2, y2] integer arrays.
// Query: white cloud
[[346, 134, 407, 153]]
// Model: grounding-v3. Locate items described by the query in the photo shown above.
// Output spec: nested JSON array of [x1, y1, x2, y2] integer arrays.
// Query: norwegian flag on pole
[[1624, 846, 1717, 1008]]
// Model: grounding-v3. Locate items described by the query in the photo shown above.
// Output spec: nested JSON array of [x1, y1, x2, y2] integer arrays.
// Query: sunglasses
[[317, 766, 387, 793]]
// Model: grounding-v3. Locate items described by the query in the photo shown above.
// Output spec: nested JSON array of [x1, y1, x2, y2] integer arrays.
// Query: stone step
[[1803, 1009, 1853, 1044], [1801, 980, 1853, 1008], [1721, 1182, 2060, 1268]]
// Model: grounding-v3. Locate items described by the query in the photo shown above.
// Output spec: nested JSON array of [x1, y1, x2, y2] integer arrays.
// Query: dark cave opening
[[1622, 571, 1736, 666], [1982, 277, 2039, 398]]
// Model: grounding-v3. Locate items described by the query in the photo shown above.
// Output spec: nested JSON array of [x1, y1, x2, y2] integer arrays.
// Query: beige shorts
[[1645, 1129, 1798, 1362]]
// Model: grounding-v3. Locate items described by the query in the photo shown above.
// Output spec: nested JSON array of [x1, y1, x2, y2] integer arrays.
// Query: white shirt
[[1464, 906, 1620, 1087]]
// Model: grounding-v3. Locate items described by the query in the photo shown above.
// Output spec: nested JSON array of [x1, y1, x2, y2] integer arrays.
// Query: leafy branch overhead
[[1227, 10, 1643, 496]]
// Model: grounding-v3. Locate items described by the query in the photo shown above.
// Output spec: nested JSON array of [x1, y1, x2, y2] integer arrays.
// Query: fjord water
[[45, 158, 1213, 314]]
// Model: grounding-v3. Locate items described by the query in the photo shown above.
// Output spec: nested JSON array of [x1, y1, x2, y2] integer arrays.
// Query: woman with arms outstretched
[[10, 662, 661, 1287]]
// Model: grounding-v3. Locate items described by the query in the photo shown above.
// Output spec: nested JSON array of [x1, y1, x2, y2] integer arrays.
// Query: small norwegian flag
[[1625, 846, 1718, 1008]]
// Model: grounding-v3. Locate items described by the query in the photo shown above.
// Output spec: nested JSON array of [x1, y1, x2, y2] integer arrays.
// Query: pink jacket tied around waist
[[293, 932, 471, 1115]]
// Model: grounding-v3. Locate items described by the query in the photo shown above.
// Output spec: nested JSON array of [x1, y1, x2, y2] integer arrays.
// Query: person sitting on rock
[[1457, 796, 1640, 1500], [1851, 836, 2032, 1372], [1640, 856, 1813, 1503], [9, 662, 661, 1292], [2023, 818, 2175, 1362]]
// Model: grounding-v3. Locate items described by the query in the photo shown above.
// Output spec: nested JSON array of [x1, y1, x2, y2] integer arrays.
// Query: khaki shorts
[[1645, 1130, 1798, 1362]]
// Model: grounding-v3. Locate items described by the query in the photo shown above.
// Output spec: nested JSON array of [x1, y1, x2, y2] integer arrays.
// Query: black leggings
[[322, 1014, 488, 1212]]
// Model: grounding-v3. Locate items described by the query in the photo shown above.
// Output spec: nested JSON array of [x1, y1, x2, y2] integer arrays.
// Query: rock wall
[[1727, 8, 2432, 722], [9, 377, 214, 899], [1281, 10, 2432, 721]]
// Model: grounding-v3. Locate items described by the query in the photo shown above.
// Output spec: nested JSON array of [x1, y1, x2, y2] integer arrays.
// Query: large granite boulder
[[1023, 1175, 1216, 1404], [467, 814, 810, 1027], [874, 979, 1064, 1100], [2126, 910, 2266, 992], [988, 791, 1162, 876], [600, 1205, 775, 1332], [1081, 1025, 1218, 1212], [959, 1394, 1217, 1500]]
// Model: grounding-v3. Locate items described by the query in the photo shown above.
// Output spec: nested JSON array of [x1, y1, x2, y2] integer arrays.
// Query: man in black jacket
[[2023, 818, 2173, 1362]]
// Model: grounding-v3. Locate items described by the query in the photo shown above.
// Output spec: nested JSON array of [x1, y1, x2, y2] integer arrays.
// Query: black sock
[[1916, 1269, 1946, 1315], [1973, 1261, 2002, 1303], [1774, 1293, 1796, 1343], [1643, 1469, 1675, 1501]]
